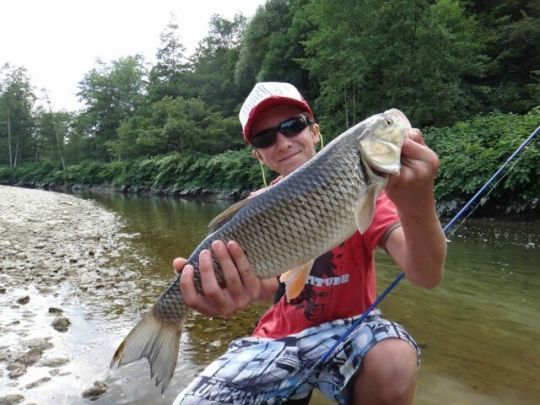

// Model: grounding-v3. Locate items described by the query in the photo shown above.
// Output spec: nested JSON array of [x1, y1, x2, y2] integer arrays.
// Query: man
[[173, 82, 446, 404]]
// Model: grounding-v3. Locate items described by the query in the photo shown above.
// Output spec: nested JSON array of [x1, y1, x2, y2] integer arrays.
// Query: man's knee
[[353, 339, 417, 404]]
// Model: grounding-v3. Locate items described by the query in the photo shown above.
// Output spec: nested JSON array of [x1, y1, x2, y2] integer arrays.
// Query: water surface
[[86, 193, 540, 404]]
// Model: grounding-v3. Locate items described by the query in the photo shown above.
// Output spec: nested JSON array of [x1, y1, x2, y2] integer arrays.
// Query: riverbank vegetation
[[1, 0, 538, 214]]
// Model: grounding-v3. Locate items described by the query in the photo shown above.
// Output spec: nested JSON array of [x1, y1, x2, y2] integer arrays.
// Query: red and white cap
[[239, 82, 313, 143]]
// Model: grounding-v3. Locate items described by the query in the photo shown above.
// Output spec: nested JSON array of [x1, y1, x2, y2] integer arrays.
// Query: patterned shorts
[[173, 310, 419, 405]]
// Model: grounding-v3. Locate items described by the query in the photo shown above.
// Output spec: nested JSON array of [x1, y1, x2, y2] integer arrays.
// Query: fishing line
[[275, 124, 539, 403]]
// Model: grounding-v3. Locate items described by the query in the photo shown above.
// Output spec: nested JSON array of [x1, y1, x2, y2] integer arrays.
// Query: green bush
[[13, 161, 61, 183], [0, 166, 14, 183], [425, 107, 539, 214]]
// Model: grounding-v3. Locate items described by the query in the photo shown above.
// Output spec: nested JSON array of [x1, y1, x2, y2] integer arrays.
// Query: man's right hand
[[174, 240, 277, 317]]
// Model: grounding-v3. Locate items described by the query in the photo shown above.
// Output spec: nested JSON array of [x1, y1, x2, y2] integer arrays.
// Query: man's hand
[[385, 128, 446, 289], [174, 240, 277, 317], [386, 128, 440, 214]]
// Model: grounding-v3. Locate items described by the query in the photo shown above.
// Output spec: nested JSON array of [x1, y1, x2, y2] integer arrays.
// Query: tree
[[234, 0, 292, 94], [0, 64, 35, 168], [256, 0, 317, 100], [302, 0, 487, 134], [77, 55, 147, 160], [34, 94, 73, 168], [148, 17, 189, 102], [464, 0, 540, 112], [186, 14, 247, 115]]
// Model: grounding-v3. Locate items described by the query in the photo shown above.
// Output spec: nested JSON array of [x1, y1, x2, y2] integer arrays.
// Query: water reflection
[[85, 192, 539, 404]]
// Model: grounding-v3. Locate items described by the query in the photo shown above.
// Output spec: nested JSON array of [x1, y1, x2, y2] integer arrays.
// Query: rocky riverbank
[[0, 185, 148, 404]]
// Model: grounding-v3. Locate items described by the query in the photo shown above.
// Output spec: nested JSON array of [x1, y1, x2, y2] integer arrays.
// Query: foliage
[[0, 2, 539, 215], [108, 96, 243, 159], [1, 149, 262, 193], [0, 166, 14, 183], [186, 14, 247, 116], [0, 64, 36, 168], [302, 0, 488, 136], [76, 56, 148, 160], [11, 160, 61, 183], [425, 107, 540, 214], [463, 0, 540, 112], [234, 0, 293, 94], [147, 18, 189, 102]]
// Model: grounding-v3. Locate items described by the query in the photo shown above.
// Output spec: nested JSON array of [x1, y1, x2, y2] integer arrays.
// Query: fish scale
[[111, 108, 410, 393]]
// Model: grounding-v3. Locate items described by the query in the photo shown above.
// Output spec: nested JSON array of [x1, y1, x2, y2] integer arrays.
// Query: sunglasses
[[251, 116, 313, 149]]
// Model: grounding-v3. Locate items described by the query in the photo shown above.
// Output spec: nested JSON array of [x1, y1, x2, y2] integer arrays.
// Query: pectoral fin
[[279, 260, 315, 301], [355, 185, 378, 233]]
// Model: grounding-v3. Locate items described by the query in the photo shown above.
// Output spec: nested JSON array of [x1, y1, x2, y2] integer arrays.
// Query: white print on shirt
[[306, 274, 350, 288]]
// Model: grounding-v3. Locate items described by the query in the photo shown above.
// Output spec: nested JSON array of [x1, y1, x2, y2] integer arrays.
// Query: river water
[[70, 192, 538, 405], [8, 190, 531, 405]]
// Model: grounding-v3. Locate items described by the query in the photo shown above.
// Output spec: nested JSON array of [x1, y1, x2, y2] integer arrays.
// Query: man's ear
[[252, 149, 263, 162], [311, 123, 321, 145]]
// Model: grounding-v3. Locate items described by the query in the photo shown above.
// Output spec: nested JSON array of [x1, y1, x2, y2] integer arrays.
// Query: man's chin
[[279, 154, 308, 175]]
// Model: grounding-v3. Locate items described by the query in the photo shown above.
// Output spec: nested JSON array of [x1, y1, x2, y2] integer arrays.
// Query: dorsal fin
[[207, 199, 250, 233]]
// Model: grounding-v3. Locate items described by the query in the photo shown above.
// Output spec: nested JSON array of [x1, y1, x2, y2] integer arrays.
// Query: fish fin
[[110, 311, 184, 393], [207, 199, 250, 233], [354, 185, 378, 233], [280, 260, 314, 301], [279, 269, 292, 283]]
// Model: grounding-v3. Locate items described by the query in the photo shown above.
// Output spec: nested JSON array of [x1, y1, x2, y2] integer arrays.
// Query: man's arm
[[384, 129, 447, 288]]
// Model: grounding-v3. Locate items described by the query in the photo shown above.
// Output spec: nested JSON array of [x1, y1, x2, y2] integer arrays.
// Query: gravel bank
[[0, 186, 146, 404]]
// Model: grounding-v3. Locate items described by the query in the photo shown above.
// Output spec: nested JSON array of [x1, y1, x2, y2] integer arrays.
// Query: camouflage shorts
[[173, 310, 419, 405]]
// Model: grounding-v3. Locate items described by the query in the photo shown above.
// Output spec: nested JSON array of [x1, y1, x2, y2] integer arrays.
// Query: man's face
[[250, 104, 319, 176]]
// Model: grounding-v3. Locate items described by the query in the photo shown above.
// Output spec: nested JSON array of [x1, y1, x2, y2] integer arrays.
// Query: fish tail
[[110, 310, 184, 393]]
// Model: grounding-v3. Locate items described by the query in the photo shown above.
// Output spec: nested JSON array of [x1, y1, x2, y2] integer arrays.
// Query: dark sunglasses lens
[[251, 129, 277, 148], [280, 117, 308, 135]]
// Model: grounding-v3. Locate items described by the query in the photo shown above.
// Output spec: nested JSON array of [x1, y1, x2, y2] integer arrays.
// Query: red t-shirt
[[252, 192, 399, 339]]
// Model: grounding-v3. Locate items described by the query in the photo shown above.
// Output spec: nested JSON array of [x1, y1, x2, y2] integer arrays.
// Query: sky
[[1, 0, 266, 111]]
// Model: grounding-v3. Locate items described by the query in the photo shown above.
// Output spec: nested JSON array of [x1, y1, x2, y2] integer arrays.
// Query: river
[[90, 192, 539, 404], [1, 189, 539, 404]]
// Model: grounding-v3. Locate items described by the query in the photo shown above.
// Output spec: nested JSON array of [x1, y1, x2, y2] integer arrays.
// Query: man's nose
[[274, 131, 292, 148]]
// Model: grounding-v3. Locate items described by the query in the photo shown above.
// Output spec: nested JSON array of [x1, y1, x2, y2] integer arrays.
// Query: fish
[[110, 108, 411, 392]]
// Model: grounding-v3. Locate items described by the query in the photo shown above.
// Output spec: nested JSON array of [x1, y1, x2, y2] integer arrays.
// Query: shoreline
[[0, 181, 248, 203], [2, 181, 538, 221]]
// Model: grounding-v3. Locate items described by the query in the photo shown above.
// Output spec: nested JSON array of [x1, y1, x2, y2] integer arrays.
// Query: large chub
[[111, 311, 184, 393]]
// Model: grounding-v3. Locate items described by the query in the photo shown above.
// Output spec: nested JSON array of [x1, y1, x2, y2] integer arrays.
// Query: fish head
[[358, 108, 410, 175]]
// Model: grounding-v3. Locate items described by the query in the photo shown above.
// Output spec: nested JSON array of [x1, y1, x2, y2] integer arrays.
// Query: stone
[[81, 381, 107, 400], [39, 356, 69, 367], [51, 316, 71, 332], [0, 394, 24, 405], [16, 296, 29, 305], [16, 347, 44, 366], [25, 376, 51, 389], [24, 337, 53, 350], [7, 362, 26, 378]]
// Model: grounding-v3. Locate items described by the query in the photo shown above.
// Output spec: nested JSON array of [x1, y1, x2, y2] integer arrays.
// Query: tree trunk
[[7, 113, 13, 169], [14, 133, 20, 168], [343, 87, 349, 129]]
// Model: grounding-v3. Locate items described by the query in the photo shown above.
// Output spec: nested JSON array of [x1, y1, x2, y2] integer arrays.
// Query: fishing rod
[[275, 124, 539, 403]]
